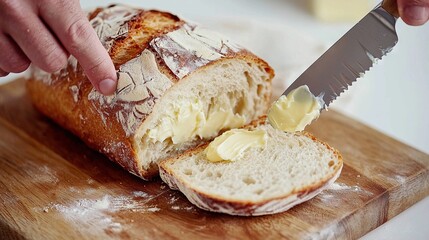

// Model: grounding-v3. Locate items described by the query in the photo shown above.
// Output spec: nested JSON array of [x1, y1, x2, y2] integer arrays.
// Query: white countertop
[[1, 0, 428, 239]]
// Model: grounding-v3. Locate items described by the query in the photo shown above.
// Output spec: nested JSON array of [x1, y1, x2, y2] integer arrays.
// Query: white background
[[1, 0, 428, 239]]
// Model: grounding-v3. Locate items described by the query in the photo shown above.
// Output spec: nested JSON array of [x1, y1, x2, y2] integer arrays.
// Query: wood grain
[[0, 78, 428, 239]]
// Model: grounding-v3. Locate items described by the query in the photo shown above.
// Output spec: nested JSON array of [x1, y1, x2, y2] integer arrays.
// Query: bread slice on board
[[159, 118, 343, 216], [26, 5, 274, 179]]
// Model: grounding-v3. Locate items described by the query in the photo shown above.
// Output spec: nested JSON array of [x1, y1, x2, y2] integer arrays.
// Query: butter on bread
[[205, 129, 267, 162], [159, 117, 343, 216], [26, 5, 274, 179]]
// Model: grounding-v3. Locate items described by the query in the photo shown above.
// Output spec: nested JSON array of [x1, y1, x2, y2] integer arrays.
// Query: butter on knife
[[268, 85, 323, 132]]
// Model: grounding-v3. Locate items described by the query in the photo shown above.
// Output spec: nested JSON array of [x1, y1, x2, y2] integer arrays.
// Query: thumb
[[397, 0, 429, 26]]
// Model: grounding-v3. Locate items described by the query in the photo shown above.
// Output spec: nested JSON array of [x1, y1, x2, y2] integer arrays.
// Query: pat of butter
[[205, 129, 267, 162], [268, 85, 322, 132], [148, 99, 246, 144], [310, 0, 371, 22]]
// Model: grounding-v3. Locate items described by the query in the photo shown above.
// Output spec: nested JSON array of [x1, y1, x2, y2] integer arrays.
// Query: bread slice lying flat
[[26, 5, 273, 179], [159, 119, 343, 216]]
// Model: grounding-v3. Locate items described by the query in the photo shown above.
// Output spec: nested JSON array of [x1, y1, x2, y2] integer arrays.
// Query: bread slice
[[26, 5, 274, 179], [159, 118, 343, 216]]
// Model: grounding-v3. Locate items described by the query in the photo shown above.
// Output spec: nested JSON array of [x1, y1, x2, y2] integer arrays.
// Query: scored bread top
[[27, 4, 274, 178], [92, 6, 185, 67]]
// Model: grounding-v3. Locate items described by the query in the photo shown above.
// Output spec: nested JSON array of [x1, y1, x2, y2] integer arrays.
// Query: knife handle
[[382, 0, 400, 18]]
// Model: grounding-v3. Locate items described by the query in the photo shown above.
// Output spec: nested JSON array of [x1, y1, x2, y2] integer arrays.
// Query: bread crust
[[159, 119, 343, 216], [26, 5, 274, 180], [109, 10, 185, 67], [160, 164, 342, 216]]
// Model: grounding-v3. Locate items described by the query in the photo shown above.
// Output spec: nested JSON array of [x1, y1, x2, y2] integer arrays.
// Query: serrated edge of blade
[[324, 45, 396, 108]]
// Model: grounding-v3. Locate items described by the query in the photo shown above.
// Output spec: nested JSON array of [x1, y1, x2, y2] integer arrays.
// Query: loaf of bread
[[26, 5, 274, 179], [159, 118, 343, 216]]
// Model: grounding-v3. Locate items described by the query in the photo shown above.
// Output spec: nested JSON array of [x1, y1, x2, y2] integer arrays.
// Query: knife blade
[[281, 1, 398, 108]]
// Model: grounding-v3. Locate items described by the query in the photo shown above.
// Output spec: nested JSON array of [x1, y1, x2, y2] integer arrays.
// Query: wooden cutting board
[[0, 79, 428, 240]]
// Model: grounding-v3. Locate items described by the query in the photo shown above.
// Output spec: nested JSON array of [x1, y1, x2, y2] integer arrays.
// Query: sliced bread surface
[[159, 121, 343, 216]]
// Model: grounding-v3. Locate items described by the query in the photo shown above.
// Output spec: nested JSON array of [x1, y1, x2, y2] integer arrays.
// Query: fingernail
[[98, 79, 116, 95], [404, 6, 429, 21]]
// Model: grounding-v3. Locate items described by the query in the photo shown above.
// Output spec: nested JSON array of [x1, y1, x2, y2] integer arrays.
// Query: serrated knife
[[281, 0, 399, 108]]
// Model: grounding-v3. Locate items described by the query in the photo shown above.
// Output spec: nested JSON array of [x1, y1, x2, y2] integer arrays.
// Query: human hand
[[397, 0, 429, 25], [0, 0, 117, 95]]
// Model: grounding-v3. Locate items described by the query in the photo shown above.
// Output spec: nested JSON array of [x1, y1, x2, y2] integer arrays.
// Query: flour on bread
[[88, 49, 173, 137], [69, 85, 80, 103], [151, 24, 241, 79], [31, 55, 79, 86], [90, 5, 140, 51]]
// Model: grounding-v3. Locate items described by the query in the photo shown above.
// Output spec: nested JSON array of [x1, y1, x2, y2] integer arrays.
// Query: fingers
[[5, 4, 67, 72], [397, 0, 429, 26], [2, 3, 68, 73], [0, 33, 30, 73], [0, 0, 117, 95], [39, 1, 117, 95]]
